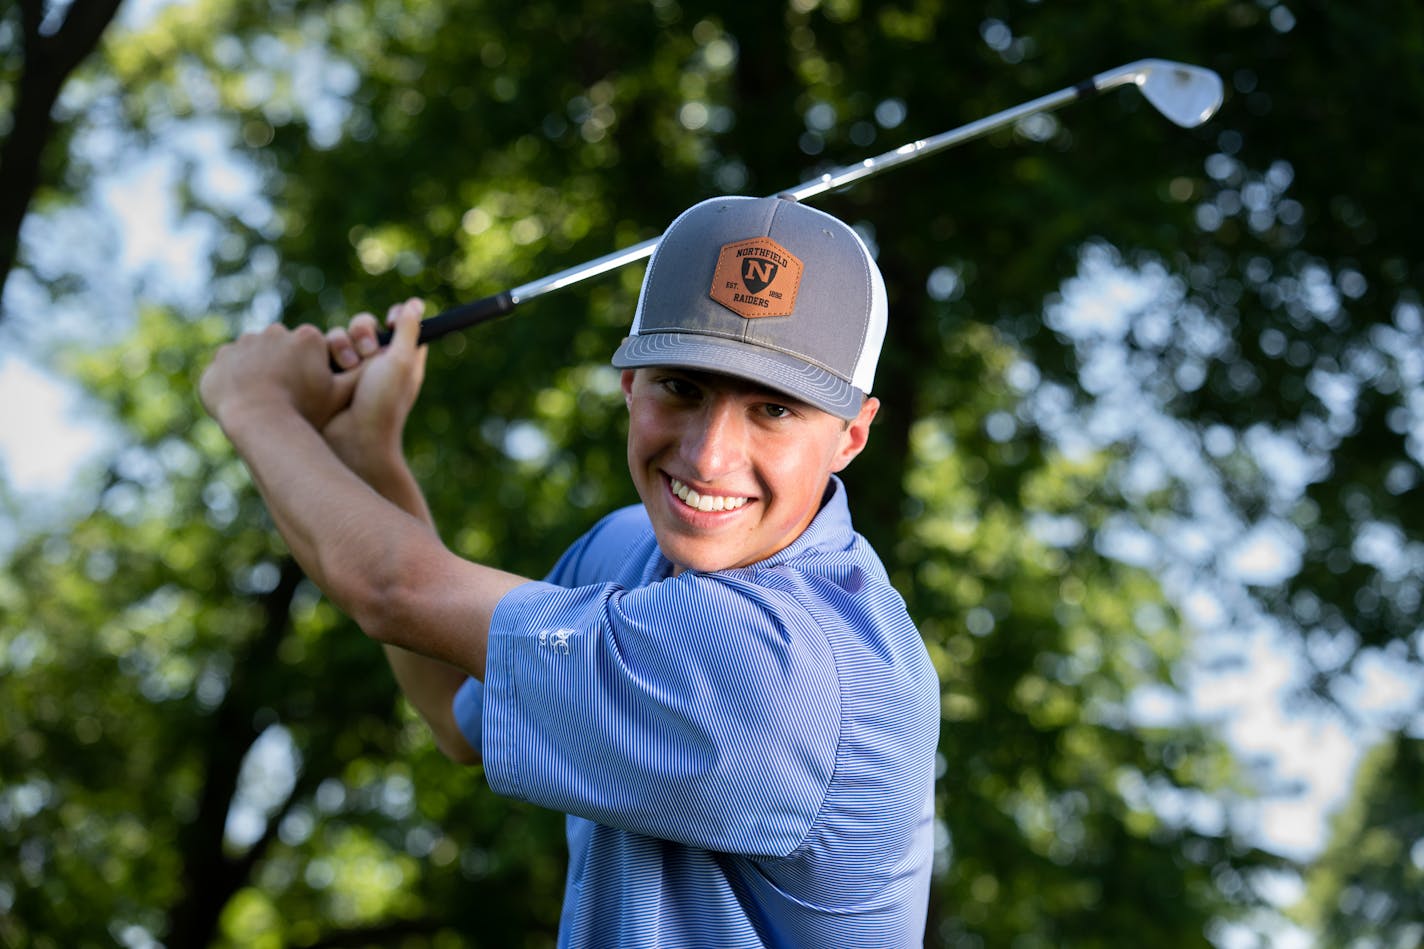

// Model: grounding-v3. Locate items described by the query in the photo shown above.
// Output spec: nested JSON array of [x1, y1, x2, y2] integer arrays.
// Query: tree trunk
[[164, 558, 305, 948]]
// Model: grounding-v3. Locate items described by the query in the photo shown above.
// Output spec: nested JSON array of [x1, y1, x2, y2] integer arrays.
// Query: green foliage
[[4, 0, 1422, 946], [899, 323, 1273, 946], [1297, 735, 1424, 947]]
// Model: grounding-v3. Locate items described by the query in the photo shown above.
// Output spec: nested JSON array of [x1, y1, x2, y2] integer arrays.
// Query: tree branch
[[0, 0, 124, 320]]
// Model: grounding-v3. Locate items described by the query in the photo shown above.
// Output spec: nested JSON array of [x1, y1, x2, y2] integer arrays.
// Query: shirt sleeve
[[451, 676, 484, 750], [450, 508, 647, 759], [479, 570, 842, 858]]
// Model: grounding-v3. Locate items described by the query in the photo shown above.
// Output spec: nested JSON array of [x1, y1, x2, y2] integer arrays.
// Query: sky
[[0, 120, 217, 545], [0, 355, 112, 499]]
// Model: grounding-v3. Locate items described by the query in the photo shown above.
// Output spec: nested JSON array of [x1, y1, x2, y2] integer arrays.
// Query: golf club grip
[[376, 291, 517, 347]]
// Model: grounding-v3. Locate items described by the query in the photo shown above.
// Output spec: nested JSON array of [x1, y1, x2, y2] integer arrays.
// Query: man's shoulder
[[583, 503, 654, 554], [548, 503, 656, 587]]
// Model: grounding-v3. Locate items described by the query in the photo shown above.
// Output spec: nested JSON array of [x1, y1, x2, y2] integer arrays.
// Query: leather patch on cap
[[710, 237, 803, 318]]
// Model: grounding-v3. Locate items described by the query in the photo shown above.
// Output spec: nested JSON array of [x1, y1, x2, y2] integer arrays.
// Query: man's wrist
[[325, 435, 427, 517], [347, 454, 412, 496], [214, 394, 303, 447], [325, 433, 404, 483]]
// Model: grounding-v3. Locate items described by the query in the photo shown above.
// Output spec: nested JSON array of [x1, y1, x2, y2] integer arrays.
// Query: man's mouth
[[669, 477, 750, 513]]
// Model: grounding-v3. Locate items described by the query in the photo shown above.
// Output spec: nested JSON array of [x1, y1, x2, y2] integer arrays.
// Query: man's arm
[[200, 304, 524, 760], [340, 441, 479, 764], [322, 302, 491, 763]]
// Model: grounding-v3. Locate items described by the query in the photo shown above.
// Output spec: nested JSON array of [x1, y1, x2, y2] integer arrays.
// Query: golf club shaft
[[372, 59, 1202, 349]]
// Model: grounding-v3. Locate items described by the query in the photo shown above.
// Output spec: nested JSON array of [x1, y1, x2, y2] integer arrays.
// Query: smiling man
[[200, 195, 939, 948]]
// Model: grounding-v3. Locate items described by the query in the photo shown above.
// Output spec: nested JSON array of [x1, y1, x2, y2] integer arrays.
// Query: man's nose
[[681, 400, 748, 482]]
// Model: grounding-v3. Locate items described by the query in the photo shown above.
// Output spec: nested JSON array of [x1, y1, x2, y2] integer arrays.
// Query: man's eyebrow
[[654, 367, 817, 410]]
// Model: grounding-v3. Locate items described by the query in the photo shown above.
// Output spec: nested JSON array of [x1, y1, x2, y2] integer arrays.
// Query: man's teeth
[[670, 478, 749, 512]]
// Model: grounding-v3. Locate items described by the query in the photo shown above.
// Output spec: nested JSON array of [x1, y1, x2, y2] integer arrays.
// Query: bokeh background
[[2, 1, 1421, 946]]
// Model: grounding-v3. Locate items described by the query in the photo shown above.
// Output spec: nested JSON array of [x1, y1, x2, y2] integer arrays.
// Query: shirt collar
[[754, 474, 853, 570]]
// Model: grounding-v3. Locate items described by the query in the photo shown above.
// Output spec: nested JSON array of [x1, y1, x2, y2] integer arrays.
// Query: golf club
[[365, 58, 1222, 352]]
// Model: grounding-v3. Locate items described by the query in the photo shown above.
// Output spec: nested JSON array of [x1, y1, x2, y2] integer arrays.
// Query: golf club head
[[1135, 59, 1224, 127]]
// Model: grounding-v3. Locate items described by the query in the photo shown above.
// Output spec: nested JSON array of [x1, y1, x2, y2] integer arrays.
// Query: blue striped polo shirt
[[453, 477, 938, 947]]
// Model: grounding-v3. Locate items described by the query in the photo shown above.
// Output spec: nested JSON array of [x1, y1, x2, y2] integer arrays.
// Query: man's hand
[[200, 321, 360, 436], [322, 298, 428, 483]]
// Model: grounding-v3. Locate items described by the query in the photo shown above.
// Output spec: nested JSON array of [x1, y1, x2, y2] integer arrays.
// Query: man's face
[[621, 367, 879, 575]]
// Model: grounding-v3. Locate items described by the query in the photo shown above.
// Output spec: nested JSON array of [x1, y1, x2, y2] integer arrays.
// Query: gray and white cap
[[611, 195, 887, 420]]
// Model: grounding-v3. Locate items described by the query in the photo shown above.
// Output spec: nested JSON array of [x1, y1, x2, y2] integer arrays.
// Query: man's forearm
[[223, 403, 415, 604], [218, 401, 517, 680], [337, 435, 486, 763]]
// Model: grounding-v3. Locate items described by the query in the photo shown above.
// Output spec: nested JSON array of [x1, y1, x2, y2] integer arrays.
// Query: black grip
[[375, 290, 517, 347]]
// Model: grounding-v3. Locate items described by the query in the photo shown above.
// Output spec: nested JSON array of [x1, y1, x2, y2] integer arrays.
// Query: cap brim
[[613, 332, 863, 420]]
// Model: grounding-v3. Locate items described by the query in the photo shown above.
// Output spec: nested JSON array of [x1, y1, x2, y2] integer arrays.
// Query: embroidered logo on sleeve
[[538, 629, 574, 654], [710, 237, 803, 318]]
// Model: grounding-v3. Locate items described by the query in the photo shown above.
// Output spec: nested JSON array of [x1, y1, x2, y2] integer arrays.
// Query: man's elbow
[[345, 581, 412, 648], [331, 545, 432, 648]]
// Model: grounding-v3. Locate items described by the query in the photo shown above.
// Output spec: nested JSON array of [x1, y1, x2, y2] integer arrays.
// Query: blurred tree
[[2, 0, 1421, 947], [1296, 734, 1424, 946]]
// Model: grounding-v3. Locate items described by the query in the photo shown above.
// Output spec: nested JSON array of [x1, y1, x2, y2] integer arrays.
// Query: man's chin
[[653, 533, 740, 575]]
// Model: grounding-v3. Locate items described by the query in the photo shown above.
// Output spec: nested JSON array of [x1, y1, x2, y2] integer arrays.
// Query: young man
[[201, 196, 939, 947]]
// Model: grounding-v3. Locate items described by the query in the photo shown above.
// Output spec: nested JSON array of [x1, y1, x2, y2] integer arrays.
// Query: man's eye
[[660, 377, 700, 399], [763, 403, 792, 419]]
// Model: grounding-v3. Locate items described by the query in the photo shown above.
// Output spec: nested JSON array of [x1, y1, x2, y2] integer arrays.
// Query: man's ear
[[620, 369, 636, 408], [831, 396, 879, 473]]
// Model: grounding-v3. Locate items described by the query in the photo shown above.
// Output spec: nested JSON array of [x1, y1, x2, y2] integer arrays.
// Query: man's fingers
[[387, 298, 426, 352], [328, 359, 363, 407], [326, 326, 359, 370], [327, 301, 423, 373], [349, 312, 381, 358]]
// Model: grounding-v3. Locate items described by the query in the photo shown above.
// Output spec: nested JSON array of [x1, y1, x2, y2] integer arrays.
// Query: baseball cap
[[611, 195, 887, 420]]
